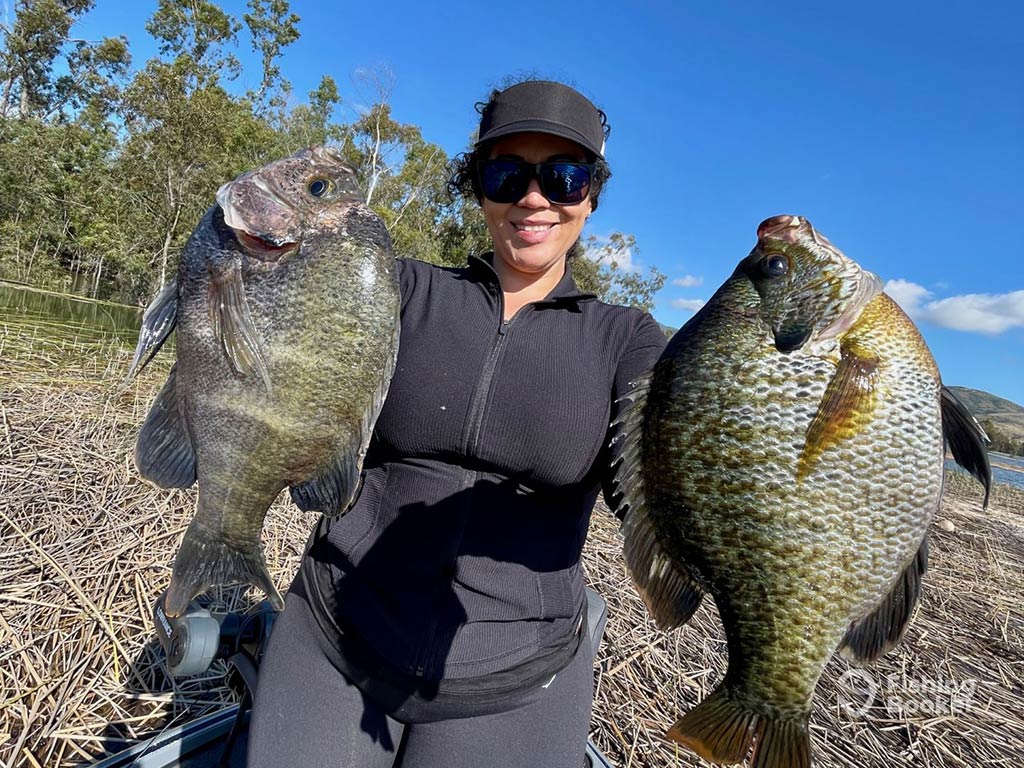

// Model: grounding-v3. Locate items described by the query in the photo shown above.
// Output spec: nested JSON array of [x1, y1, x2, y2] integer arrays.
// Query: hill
[[948, 386, 1024, 443]]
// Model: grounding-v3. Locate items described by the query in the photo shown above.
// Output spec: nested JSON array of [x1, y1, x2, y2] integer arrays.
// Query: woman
[[248, 79, 667, 768]]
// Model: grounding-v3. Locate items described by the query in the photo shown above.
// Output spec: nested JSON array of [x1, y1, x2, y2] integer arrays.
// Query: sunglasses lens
[[540, 163, 591, 204], [480, 161, 593, 204], [480, 160, 530, 203]]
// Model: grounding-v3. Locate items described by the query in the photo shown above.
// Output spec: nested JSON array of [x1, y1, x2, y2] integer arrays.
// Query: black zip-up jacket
[[303, 254, 666, 718]]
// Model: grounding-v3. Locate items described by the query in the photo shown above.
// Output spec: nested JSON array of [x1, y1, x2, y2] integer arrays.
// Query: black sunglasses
[[479, 160, 594, 205]]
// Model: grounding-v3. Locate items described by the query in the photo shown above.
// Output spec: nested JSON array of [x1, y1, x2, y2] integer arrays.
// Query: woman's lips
[[511, 221, 556, 245]]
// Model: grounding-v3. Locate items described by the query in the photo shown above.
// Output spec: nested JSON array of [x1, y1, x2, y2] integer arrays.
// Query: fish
[[612, 215, 990, 768], [127, 147, 401, 618]]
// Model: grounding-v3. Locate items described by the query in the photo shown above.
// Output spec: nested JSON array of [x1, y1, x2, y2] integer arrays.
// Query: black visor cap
[[476, 81, 606, 159]]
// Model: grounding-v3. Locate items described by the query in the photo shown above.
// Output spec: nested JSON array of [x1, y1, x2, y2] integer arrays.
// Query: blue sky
[[70, 0, 1022, 404]]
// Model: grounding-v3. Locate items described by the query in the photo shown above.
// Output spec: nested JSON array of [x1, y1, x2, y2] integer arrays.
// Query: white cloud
[[672, 274, 704, 288], [671, 298, 706, 313], [884, 279, 1024, 335], [584, 234, 638, 272]]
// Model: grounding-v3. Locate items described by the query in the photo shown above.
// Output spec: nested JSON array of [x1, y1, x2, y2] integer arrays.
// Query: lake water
[[3, 281, 1022, 490], [949, 452, 1024, 490], [0, 281, 142, 346]]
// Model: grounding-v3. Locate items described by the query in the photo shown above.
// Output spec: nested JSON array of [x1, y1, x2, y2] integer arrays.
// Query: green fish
[[613, 215, 990, 768], [128, 147, 400, 617]]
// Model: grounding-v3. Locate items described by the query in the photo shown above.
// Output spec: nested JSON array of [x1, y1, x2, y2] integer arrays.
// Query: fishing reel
[[153, 592, 277, 679]]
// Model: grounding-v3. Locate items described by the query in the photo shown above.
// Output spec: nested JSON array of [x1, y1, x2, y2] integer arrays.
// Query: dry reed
[[1, 318, 1022, 768]]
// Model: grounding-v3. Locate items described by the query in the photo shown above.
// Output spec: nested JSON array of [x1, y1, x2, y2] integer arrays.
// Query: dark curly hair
[[447, 82, 613, 213]]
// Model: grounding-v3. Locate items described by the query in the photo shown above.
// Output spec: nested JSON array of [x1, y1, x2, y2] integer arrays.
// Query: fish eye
[[761, 254, 789, 278], [308, 178, 331, 198]]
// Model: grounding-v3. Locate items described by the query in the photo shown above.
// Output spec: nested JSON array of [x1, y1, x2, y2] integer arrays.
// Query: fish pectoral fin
[[165, 519, 283, 618], [135, 364, 197, 488], [207, 266, 272, 394], [667, 686, 811, 768], [940, 386, 992, 508], [840, 536, 928, 664], [126, 278, 178, 381], [797, 344, 878, 481], [289, 445, 361, 515]]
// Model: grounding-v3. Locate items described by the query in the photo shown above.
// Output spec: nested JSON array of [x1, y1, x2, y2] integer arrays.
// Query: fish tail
[[749, 717, 811, 768], [667, 687, 810, 768], [164, 520, 284, 617]]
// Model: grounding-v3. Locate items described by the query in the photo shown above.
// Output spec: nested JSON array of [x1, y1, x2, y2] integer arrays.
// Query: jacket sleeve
[[602, 311, 668, 519]]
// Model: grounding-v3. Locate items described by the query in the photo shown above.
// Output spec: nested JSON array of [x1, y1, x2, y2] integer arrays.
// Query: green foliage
[[0, 0, 664, 314], [575, 233, 667, 313], [243, 0, 300, 111], [979, 419, 1024, 457]]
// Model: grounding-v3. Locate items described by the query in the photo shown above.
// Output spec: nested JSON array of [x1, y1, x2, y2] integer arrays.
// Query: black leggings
[[247, 585, 594, 768]]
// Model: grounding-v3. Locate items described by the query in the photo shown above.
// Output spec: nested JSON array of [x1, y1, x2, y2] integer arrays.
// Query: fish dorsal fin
[[135, 364, 197, 489], [126, 278, 178, 381], [612, 372, 704, 630], [840, 536, 928, 663], [290, 308, 401, 515], [940, 386, 992, 508], [208, 266, 272, 394]]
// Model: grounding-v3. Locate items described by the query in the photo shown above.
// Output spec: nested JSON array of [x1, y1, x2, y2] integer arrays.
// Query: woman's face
[[482, 132, 593, 286]]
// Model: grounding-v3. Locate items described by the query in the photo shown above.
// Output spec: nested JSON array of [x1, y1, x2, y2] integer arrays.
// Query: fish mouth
[[774, 325, 813, 352], [216, 175, 301, 262], [230, 228, 299, 262]]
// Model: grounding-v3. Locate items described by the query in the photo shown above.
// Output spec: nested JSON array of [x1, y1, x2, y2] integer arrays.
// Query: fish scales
[[615, 214, 990, 768]]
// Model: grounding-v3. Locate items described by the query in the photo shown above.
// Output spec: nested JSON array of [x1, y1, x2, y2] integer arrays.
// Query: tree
[[243, 0, 299, 113], [0, 0, 128, 293], [979, 419, 1024, 457], [113, 0, 280, 294], [574, 233, 666, 313], [0, 0, 668, 314]]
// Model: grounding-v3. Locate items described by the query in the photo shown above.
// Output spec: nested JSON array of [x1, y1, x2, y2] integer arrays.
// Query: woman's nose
[[517, 177, 550, 208]]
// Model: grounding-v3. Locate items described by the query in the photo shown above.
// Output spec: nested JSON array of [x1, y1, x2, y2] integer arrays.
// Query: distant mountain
[[948, 386, 1024, 442]]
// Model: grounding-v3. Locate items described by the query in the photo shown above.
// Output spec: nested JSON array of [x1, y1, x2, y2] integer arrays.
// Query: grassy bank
[[1, 324, 1022, 767]]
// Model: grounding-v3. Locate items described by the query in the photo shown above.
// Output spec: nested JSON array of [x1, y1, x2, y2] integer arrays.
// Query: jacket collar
[[468, 253, 597, 308]]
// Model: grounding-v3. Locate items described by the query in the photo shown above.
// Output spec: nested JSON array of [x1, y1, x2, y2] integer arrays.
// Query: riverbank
[[1, 323, 1021, 767]]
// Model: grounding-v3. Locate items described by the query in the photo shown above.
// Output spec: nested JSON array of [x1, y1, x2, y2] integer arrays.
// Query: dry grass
[[1, 317, 1022, 768]]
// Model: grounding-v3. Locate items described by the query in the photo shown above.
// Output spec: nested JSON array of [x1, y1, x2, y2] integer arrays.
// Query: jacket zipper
[[413, 308, 520, 677], [462, 317, 516, 457]]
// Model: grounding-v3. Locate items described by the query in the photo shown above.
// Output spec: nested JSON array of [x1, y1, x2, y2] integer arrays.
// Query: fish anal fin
[[135, 365, 197, 489], [840, 536, 928, 663], [126, 278, 178, 381], [798, 342, 878, 481], [666, 687, 811, 768], [290, 445, 361, 515], [207, 266, 272, 394], [941, 386, 992, 508], [164, 519, 283, 618]]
